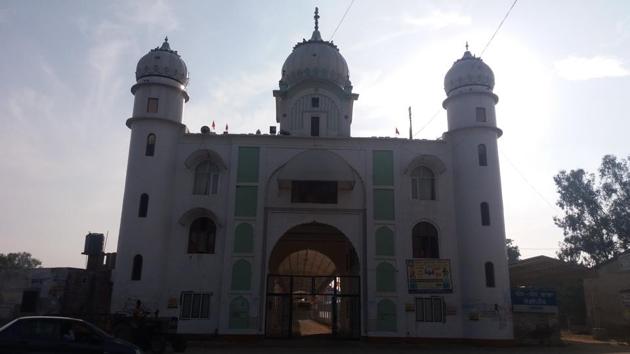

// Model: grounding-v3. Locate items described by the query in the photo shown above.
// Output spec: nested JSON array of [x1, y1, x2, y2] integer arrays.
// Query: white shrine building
[[111, 9, 513, 341]]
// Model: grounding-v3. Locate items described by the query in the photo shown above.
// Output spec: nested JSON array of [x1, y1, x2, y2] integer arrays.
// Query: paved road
[[167, 339, 630, 354]]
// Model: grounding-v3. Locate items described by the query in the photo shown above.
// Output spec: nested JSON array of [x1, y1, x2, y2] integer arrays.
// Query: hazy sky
[[1, 0, 629, 267]]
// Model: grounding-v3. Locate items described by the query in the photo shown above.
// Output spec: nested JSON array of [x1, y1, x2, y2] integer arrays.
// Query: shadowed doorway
[[265, 222, 360, 338]]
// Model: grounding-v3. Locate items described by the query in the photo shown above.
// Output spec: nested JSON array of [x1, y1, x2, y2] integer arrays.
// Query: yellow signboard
[[406, 259, 453, 293]]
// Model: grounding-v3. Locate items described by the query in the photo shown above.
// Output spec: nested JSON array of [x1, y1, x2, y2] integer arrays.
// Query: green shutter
[[234, 223, 254, 253], [231, 259, 252, 291], [237, 147, 260, 183], [376, 299, 397, 332], [235, 186, 258, 217], [229, 296, 250, 329], [373, 189, 395, 220], [373, 150, 394, 186], [376, 262, 396, 292], [375, 227, 395, 256]]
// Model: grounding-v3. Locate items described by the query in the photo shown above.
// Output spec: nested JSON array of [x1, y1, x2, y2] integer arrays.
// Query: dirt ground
[[165, 336, 630, 354]]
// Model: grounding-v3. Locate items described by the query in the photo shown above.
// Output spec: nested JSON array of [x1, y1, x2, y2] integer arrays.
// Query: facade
[[111, 10, 513, 340], [583, 252, 630, 337], [510, 255, 587, 330]]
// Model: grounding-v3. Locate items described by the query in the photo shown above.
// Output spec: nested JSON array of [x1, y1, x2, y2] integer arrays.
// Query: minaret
[[443, 46, 512, 339], [273, 8, 359, 137], [111, 38, 189, 312]]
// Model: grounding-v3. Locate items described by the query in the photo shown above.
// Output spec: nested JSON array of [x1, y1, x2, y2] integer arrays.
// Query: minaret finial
[[465, 41, 469, 51], [314, 7, 320, 31]]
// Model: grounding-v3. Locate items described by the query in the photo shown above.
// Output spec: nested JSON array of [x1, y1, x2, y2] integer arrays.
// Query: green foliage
[[0, 252, 42, 269], [553, 155, 630, 266], [506, 238, 521, 264]]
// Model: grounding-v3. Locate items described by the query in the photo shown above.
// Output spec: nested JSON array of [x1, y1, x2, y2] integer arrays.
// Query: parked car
[[0, 316, 142, 354]]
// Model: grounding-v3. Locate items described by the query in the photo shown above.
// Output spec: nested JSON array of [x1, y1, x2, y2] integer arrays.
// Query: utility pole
[[408, 106, 413, 140]]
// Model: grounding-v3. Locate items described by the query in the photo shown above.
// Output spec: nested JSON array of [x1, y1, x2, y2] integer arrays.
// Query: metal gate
[[265, 275, 360, 338]]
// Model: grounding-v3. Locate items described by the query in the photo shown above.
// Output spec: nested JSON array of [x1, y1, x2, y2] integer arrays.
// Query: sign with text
[[406, 259, 453, 293], [511, 288, 558, 314]]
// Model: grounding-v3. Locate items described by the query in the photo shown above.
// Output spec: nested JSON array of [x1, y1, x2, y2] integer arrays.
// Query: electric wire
[[412, 108, 442, 138], [480, 0, 518, 57], [330, 0, 356, 40], [499, 150, 560, 213]]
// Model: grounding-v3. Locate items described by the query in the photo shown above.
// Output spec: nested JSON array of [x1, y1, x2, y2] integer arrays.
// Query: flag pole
[[408, 106, 413, 140]]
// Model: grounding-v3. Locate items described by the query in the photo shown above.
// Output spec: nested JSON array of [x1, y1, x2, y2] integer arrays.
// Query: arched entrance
[[265, 222, 360, 338]]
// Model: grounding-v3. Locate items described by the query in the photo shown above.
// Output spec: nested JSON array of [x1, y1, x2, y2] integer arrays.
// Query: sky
[[0, 0, 629, 268]]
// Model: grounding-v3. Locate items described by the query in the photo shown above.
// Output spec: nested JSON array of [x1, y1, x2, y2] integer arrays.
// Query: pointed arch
[[412, 222, 439, 258]]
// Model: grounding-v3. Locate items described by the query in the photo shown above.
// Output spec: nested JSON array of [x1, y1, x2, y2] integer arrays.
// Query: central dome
[[280, 9, 351, 90]]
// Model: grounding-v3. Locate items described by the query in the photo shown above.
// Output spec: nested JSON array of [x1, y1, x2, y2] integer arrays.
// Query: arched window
[[138, 194, 149, 218], [485, 262, 495, 287], [480, 202, 491, 226], [145, 134, 156, 156], [411, 166, 436, 200], [188, 217, 216, 253], [478, 144, 487, 166], [131, 254, 143, 280], [412, 222, 439, 258], [193, 161, 220, 195]]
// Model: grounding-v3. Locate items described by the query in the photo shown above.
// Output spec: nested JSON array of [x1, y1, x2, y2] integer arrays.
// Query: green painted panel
[[237, 147, 260, 183], [231, 259, 252, 291], [229, 296, 250, 329], [373, 150, 393, 186], [376, 262, 396, 292], [235, 186, 258, 217], [375, 227, 394, 256], [373, 189, 395, 220], [234, 223, 254, 253], [376, 299, 397, 332]]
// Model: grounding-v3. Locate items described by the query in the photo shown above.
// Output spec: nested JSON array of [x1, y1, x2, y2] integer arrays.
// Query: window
[[411, 167, 436, 200], [485, 262, 495, 287], [476, 107, 486, 122], [188, 217, 216, 254], [20, 290, 39, 312], [147, 97, 159, 113], [480, 202, 491, 226], [145, 134, 156, 156], [138, 194, 149, 218], [310, 116, 320, 136], [180, 292, 211, 319], [291, 181, 337, 204], [412, 222, 439, 258], [416, 297, 445, 322], [131, 254, 142, 280], [478, 144, 487, 166], [311, 97, 320, 108], [193, 161, 219, 195]]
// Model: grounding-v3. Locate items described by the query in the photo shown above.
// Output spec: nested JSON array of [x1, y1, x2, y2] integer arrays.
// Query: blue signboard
[[511, 288, 558, 314]]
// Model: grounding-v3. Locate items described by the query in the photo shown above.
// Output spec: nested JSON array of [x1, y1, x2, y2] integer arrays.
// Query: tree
[[553, 155, 630, 267], [506, 238, 521, 264], [0, 252, 42, 269]]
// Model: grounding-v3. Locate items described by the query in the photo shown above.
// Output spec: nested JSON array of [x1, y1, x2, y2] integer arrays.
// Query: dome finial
[[160, 36, 171, 51], [465, 41, 469, 51], [314, 7, 320, 31]]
